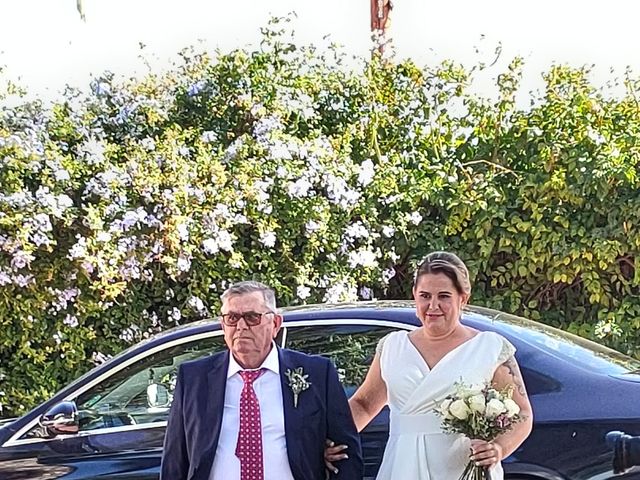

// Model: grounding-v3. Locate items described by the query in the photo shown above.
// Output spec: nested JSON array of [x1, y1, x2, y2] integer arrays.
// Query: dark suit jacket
[[160, 347, 363, 480]]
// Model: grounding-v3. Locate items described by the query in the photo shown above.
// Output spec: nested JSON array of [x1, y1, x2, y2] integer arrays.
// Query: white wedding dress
[[375, 330, 515, 480]]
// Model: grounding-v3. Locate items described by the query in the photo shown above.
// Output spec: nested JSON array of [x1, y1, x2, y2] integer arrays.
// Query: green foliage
[[2, 18, 640, 417]]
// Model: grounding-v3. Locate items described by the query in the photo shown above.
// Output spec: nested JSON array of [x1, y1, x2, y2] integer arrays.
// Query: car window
[[519, 366, 561, 396], [23, 334, 226, 439], [284, 323, 402, 395]]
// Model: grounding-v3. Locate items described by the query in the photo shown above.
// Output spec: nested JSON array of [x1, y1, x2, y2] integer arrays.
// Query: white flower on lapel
[[285, 367, 311, 408]]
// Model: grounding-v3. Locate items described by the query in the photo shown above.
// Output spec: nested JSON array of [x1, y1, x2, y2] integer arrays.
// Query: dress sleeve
[[497, 336, 516, 365], [376, 332, 394, 356]]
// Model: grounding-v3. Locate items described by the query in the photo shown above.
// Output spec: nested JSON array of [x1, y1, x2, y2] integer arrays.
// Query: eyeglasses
[[220, 311, 274, 327]]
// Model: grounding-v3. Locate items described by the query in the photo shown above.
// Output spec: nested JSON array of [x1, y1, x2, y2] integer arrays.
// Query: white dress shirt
[[209, 344, 296, 480]]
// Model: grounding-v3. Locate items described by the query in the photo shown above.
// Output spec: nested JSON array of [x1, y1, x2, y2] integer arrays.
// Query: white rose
[[468, 394, 486, 413], [503, 398, 520, 417], [449, 399, 471, 420], [438, 398, 454, 419], [485, 399, 506, 419]]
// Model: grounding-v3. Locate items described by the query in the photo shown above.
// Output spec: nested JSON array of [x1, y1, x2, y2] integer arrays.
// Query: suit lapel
[[198, 352, 229, 474], [278, 348, 304, 479]]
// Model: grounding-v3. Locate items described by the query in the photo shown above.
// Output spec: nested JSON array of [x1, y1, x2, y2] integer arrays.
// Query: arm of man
[[471, 355, 534, 467], [325, 360, 364, 479], [160, 364, 189, 480], [325, 353, 387, 471]]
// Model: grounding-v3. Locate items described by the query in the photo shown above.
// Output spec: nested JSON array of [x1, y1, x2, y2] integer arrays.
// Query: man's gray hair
[[220, 280, 277, 311]]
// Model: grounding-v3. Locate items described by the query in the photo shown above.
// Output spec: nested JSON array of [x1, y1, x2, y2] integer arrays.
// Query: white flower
[[11, 250, 34, 270], [345, 221, 369, 240], [91, 351, 112, 365], [176, 222, 190, 241], [587, 127, 606, 145], [96, 231, 112, 243], [323, 281, 358, 303], [324, 174, 360, 208], [141, 137, 156, 151], [438, 398, 454, 419], [187, 295, 206, 313], [305, 220, 321, 234], [359, 286, 373, 300], [13, 274, 34, 287], [382, 225, 395, 238], [260, 231, 276, 248], [297, 285, 311, 300], [218, 230, 234, 251], [449, 399, 470, 420], [79, 137, 106, 165], [63, 314, 79, 328], [288, 177, 313, 198], [503, 398, 520, 417], [68, 236, 88, 259], [31, 230, 50, 247], [381, 267, 396, 283], [485, 398, 506, 419], [201, 131, 217, 143], [268, 141, 293, 161], [357, 159, 375, 186], [54, 168, 70, 182], [253, 115, 283, 141], [468, 394, 486, 413], [348, 249, 378, 269], [408, 211, 423, 225], [202, 238, 220, 255], [187, 80, 205, 96], [276, 166, 288, 178], [177, 255, 192, 272], [168, 307, 182, 322]]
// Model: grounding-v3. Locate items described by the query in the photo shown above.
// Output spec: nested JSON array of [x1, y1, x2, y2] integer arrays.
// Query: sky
[[1, 0, 639, 104]]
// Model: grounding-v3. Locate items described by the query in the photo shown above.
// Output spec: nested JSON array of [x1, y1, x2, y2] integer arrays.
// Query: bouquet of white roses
[[435, 382, 522, 480]]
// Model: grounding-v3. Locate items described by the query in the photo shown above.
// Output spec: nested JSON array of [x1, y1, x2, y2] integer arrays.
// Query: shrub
[[1, 18, 639, 417]]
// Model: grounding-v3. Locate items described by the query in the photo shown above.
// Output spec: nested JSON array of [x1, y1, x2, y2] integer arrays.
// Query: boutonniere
[[285, 367, 311, 408]]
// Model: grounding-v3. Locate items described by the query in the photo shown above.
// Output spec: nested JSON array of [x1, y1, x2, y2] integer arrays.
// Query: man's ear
[[272, 313, 283, 337]]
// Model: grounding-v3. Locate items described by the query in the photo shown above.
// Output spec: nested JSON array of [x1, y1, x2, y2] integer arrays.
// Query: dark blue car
[[1, 302, 639, 479]]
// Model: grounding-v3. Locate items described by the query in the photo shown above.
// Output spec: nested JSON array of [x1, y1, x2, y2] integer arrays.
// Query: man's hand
[[324, 439, 349, 474]]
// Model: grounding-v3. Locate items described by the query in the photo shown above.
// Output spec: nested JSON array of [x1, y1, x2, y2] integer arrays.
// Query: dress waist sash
[[389, 412, 443, 436]]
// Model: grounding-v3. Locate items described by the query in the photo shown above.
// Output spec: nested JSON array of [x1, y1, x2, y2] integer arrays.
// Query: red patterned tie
[[235, 369, 265, 480]]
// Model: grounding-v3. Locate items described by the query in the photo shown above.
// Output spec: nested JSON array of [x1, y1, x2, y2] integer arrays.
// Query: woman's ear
[[461, 293, 470, 306]]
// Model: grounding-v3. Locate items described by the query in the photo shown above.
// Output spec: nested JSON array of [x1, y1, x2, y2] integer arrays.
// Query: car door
[[283, 319, 410, 480], [0, 333, 226, 480]]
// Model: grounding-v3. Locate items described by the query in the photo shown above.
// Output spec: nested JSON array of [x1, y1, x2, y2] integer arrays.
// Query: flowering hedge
[[2, 20, 640, 417]]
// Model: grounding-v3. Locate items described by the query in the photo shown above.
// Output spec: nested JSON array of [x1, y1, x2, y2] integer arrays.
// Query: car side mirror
[[39, 401, 79, 436], [147, 383, 170, 408]]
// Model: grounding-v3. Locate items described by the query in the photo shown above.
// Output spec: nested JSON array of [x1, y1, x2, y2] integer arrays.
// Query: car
[[1, 301, 639, 479]]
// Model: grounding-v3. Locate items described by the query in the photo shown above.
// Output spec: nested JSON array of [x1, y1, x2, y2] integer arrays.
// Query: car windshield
[[468, 306, 640, 375]]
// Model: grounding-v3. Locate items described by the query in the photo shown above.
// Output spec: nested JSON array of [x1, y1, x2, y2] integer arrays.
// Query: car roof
[[136, 300, 639, 375]]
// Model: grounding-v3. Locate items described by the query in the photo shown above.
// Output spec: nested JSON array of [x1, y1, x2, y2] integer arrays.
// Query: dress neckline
[[405, 330, 486, 372]]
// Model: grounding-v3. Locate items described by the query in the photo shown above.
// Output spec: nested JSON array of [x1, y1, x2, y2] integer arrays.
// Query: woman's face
[[413, 272, 468, 337]]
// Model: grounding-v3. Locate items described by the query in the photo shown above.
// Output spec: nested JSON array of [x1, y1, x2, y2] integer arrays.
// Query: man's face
[[221, 291, 282, 369]]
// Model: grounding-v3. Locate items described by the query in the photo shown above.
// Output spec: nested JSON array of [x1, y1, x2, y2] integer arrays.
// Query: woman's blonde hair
[[413, 251, 471, 296]]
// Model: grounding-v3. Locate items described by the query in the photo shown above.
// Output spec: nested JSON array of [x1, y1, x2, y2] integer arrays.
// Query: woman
[[326, 251, 533, 479]]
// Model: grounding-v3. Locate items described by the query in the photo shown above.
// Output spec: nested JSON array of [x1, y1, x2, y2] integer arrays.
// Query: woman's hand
[[470, 439, 503, 468], [324, 439, 349, 474]]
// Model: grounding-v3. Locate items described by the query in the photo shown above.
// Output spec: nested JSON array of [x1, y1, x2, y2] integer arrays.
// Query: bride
[[326, 251, 533, 479]]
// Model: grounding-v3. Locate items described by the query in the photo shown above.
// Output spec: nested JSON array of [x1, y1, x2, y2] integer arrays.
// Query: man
[[160, 281, 363, 480]]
